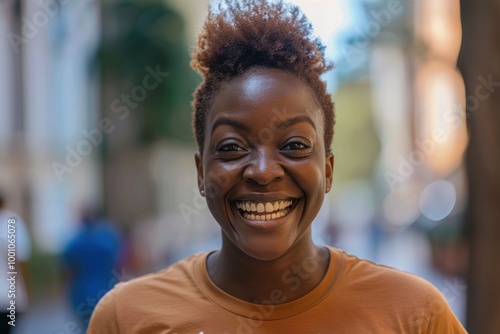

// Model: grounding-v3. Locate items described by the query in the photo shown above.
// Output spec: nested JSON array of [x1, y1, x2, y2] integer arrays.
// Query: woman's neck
[[206, 232, 330, 305]]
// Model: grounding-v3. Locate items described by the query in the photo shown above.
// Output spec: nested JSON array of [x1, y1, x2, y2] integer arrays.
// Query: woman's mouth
[[234, 200, 296, 221]]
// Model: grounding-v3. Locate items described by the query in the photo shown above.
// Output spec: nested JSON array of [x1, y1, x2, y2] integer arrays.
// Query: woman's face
[[195, 67, 333, 261]]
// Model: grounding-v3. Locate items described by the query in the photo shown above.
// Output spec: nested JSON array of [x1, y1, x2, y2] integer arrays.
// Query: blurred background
[[0, 0, 498, 333]]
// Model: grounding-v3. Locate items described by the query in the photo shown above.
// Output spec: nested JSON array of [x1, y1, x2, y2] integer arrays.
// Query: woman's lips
[[233, 199, 297, 222]]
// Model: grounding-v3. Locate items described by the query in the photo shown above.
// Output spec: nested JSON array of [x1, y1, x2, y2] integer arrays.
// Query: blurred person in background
[[0, 193, 31, 334], [88, 0, 466, 332], [62, 206, 126, 331]]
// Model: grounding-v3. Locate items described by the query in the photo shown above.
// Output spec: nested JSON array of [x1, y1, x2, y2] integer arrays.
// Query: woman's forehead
[[223, 67, 310, 97], [208, 68, 322, 123], [205, 69, 324, 142]]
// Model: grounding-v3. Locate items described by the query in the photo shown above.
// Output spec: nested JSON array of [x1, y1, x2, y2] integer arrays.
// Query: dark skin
[[195, 67, 334, 304]]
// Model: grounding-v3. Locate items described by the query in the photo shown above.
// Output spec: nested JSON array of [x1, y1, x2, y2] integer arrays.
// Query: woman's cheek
[[204, 164, 228, 197], [295, 162, 325, 188]]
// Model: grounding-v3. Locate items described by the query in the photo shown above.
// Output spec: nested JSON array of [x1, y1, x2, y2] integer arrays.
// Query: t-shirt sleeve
[[422, 286, 468, 333], [88, 288, 120, 334]]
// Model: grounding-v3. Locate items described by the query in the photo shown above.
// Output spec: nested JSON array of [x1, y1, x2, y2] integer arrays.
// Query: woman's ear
[[325, 152, 334, 193], [195, 152, 205, 196]]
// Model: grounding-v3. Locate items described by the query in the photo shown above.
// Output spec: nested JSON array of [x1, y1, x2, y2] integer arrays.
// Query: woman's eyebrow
[[211, 118, 251, 134], [275, 116, 316, 131]]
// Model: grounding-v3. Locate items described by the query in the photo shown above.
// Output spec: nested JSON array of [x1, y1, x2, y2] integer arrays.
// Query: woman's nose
[[242, 149, 285, 186]]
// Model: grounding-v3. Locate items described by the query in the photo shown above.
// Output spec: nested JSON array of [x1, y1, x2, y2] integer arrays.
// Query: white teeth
[[236, 199, 295, 221], [242, 206, 291, 221], [265, 202, 273, 213], [239, 201, 295, 221], [257, 203, 265, 213]]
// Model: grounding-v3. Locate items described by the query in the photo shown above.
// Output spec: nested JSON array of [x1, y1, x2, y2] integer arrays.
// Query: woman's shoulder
[[88, 252, 210, 333], [116, 252, 207, 294], [325, 247, 466, 333], [97, 252, 209, 311], [329, 246, 447, 302]]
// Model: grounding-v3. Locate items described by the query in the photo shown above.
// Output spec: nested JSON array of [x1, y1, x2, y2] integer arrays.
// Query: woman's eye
[[218, 144, 243, 152], [283, 142, 308, 150]]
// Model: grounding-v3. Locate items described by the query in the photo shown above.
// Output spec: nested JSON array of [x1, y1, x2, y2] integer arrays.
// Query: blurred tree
[[96, 0, 200, 227], [98, 0, 199, 144], [332, 83, 380, 182], [459, 1, 500, 333]]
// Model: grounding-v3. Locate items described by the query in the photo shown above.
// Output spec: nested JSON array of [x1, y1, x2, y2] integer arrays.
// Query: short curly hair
[[191, 0, 335, 153]]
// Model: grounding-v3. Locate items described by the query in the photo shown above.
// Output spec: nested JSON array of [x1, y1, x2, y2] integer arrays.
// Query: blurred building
[[315, 0, 468, 323], [0, 0, 212, 254], [0, 0, 101, 254]]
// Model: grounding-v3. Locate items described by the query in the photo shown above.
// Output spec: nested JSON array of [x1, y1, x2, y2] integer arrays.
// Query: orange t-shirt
[[88, 247, 467, 333]]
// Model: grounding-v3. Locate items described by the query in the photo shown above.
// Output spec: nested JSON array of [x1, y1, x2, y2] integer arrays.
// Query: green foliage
[[27, 250, 63, 300], [332, 83, 381, 181], [98, 0, 200, 144]]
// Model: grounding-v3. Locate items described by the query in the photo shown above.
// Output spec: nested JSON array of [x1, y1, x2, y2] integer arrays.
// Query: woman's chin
[[238, 239, 291, 262]]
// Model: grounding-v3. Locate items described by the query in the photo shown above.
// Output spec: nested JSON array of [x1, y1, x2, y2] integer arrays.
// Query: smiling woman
[[88, 0, 466, 333], [197, 67, 332, 263]]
